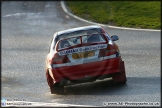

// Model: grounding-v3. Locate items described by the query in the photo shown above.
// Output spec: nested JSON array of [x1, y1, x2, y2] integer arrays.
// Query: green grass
[[66, 1, 161, 29]]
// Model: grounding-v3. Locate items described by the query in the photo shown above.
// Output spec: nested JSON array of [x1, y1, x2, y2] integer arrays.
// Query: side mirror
[[110, 35, 119, 41]]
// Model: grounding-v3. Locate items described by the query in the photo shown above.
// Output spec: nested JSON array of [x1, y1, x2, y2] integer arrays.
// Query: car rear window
[[58, 37, 81, 49], [82, 34, 106, 43], [56, 28, 103, 42], [58, 34, 106, 50]]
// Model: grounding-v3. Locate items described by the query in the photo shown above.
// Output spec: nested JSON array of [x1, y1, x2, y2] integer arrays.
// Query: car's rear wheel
[[50, 83, 64, 94], [46, 71, 64, 94]]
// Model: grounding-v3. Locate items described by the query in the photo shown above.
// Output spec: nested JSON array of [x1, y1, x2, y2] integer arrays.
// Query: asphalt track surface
[[1, 1, 161, 107]]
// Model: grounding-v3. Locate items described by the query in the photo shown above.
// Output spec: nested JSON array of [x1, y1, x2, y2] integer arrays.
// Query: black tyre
[[50, 83, 64, 94]]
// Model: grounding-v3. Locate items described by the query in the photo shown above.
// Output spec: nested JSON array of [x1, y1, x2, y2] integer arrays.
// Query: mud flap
[[46, 71, 54, 88], [112, 61, 127, 83]]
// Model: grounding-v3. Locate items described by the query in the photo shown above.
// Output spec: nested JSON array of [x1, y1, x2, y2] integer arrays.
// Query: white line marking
[[61, 1, 160, 32], [3, 13, 26, 17]]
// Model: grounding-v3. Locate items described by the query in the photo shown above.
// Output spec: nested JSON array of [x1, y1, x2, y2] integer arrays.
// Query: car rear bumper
[[49, 57, 124, 83]]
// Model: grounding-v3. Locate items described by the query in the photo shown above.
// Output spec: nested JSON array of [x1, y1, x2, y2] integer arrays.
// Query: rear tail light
[[53, 58, 63, 64], [52, 53, 64, 64], [105, 44, 117, 56], [105, 44, 121, 58], [52, 53, 70, 64]]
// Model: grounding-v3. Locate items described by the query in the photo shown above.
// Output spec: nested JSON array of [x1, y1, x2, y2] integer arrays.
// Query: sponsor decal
[[58, 44, 107, 55]]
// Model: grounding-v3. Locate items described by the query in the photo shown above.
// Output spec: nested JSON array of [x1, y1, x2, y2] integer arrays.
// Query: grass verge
[[66, 1, 161, 29]]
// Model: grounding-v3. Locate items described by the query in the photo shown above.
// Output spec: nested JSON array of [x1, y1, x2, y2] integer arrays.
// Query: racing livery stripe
[[53, 63, 67, 68], [66, 57, 103, 66], [52, 54, 116, 68], [103, 54, 116, 60]]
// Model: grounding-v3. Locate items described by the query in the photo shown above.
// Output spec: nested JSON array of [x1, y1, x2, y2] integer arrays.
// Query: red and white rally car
[[45, 25, 127, 94]]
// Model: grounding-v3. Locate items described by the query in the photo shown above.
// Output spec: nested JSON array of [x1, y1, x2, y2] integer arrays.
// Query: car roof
[[57, 25, 101, 36]]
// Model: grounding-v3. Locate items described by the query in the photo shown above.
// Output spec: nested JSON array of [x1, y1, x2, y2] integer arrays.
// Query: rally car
[[45, 25, 127, 94]]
